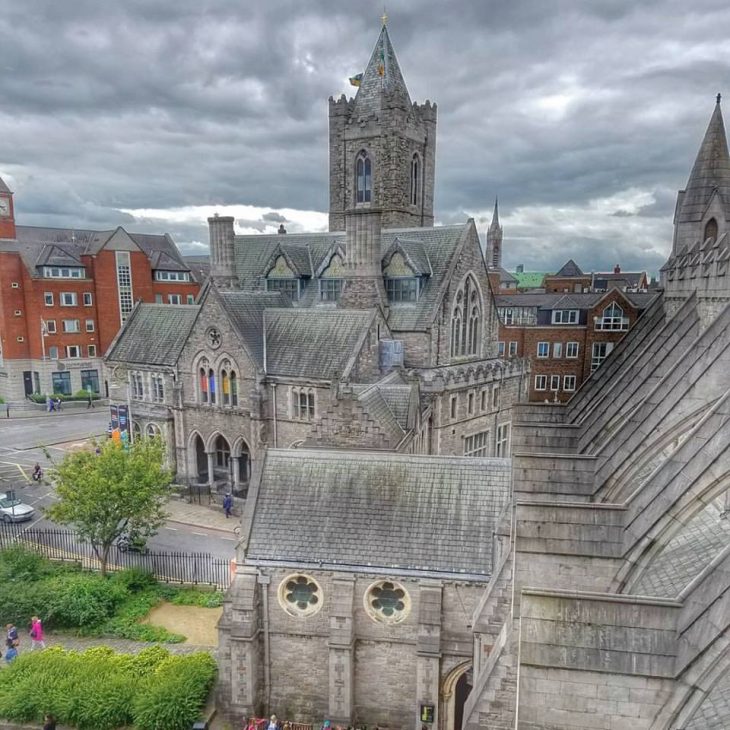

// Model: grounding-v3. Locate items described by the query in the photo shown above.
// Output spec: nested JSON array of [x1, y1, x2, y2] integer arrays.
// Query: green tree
[[46, 437, 172, 575]]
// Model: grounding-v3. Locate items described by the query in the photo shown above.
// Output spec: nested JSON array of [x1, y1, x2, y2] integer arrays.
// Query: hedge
[[0, 646, 216, 730]]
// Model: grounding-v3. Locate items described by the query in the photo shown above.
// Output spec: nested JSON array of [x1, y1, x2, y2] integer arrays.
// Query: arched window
[[410, 154, 420, 206], [230, 371, 238, 407], [198, 359, 209, 403], [450, 276, 481, 358], [208, 368, 216, 405], [221, 366, 230, 406], [704, 217, 718, 241], [215, 435, 230, 470], [356, 151, 372, 204], [146, 423, 160, 439], [598, 301, 626, 330]]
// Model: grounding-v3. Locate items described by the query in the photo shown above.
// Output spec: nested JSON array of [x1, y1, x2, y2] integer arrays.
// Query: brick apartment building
[[543, 258, 649, 293], [0, 176, 200, 401], [496, 288, 656, 402]]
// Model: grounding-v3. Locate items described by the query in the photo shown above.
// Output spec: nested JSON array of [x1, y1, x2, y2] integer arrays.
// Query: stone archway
[[441, 661, 471, 730], [191, 433, 207, 483]]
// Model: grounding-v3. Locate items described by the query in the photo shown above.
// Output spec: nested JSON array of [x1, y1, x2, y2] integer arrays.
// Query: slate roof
[[495, 291, 656, 310], [685, 671, 730, 729], [352, 25, 411, 118], [4, 225, 190, 276], [497, 267, 518, 283], [677, 99, 730, 224], [552, 259, 584, 277], [631, 496, 730, 599], [0, 176, 11, 194], [593, 271, 646, 289], [105, 304, 200, 366], [244, 449, 511, 578], [184, 255, 211, 285], [264, 308, 375, 379], [232, 224, 468, 332], [217, 290, 288, 369]]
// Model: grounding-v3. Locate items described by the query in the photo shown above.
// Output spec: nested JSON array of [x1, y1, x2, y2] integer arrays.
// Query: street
[[0, 412, 236, 561]]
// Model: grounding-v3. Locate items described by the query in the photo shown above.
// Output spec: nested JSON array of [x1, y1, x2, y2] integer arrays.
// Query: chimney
[[613, 264, 621, 274], [339, 208, 387, 309], [208, 214, 239, 289], [516, 264, 524, 274], [278, 224, 287, 235]]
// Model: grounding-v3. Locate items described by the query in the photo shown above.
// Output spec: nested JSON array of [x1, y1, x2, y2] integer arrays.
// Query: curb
[[165, 517, 238, 537]]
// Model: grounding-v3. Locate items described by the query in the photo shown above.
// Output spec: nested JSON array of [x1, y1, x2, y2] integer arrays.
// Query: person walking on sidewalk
[[4, 639, 18, 664], [55, 397, 62, 412], [43, 714, 57, 730], [29, 616, 46, 650], [86, 392, 95, 409], [223, 492, 233, 519], [6, 622, 19, 649]]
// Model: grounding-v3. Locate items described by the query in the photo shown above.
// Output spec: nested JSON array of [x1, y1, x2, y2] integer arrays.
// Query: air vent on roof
[[380, 339, 404, 371]]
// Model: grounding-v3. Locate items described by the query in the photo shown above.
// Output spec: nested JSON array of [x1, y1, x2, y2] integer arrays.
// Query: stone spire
[[486, 197, 503, 269], [352, 25, 412, 117], [674, 95, 730, 251]]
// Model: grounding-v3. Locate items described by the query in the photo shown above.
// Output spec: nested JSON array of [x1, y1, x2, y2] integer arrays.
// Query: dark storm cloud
[[1, 0, 729, 273]]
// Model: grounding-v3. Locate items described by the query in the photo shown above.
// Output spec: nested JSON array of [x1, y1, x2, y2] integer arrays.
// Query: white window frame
[[550, 375, 560, 391], [537, 341, 549, 358], [85, 319, 95, 332], [552, 309, 579, 324], [60, 292, 77, 306], [48, 346, 59, 360], [496, 422, 511, 458], [46, 320, 57, 334], [155, 270, 190, 282], [167, 294, 182, 305], [535, 375, 547, 391], [65, 345, 81, 359], [497, 341, 505, 357], [83, 292, 93, 306], [87, 345, 97, 358], [591, 342, 614, 372], [508, 341, 518, 357], [464, 430, 490, 457], [186, 294, 195, 305], [44, 292, 54, 306], [62, 319, 80, 333], [566, 341, 579, 359], [553, 342, 563, 359], [564, 375, 577, 391]]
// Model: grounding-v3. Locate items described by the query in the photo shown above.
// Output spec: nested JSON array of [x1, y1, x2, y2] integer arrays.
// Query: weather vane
[[381, 6, 388, 26]]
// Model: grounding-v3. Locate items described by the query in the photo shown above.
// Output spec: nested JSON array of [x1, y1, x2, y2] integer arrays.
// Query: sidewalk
[[165, 498, 238, 535]]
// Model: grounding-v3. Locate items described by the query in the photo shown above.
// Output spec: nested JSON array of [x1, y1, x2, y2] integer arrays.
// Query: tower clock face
[[0, 197, 9, 217]]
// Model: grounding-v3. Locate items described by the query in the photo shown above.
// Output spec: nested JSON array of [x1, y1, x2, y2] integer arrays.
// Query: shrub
[[0, 545, 57, 582], [169, 587, 225, 608], [110, 566, 157, 592], [132, 652, 217, 730], [48, 573, 127, 627]]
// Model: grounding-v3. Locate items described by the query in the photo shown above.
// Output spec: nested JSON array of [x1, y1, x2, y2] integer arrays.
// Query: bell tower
[[328, 20, 437, 232], [0, 176, 16, 239]]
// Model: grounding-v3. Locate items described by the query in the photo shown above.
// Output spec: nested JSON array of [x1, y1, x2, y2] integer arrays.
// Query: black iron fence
[[0, 525, 231, 589]]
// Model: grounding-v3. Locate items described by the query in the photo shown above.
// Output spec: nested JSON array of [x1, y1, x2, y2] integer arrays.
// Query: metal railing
[[0, 525, 231, 589]]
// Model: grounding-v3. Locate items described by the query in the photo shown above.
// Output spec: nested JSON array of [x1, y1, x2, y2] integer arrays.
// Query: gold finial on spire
[[381, 6, 388, 26]]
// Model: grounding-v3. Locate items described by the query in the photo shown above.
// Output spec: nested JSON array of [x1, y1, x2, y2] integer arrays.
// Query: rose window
[[278, 574, 322, 617], [365, 580, 410, 624]]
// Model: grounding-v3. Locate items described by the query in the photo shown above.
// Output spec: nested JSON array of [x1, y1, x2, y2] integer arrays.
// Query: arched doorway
[[441, 662, 472, 730], [193, 434, 207, 483], [213, 435, 231, 484]]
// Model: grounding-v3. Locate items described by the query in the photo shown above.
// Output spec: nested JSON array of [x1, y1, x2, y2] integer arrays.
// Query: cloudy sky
[[1, 0, 729, 274]]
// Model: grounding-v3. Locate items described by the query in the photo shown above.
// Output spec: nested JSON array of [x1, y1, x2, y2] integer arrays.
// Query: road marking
[[163, 526, 178, 531], [25, 516, 45, 530], [192, 531, 206, 536], [220, 537, 237, 542]]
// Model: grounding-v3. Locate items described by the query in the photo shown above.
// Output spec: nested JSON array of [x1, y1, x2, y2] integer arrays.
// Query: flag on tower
[[349, 73, 363, 87]]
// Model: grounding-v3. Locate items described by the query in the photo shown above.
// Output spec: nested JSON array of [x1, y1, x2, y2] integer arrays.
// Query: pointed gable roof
[[352, 25, 411, 116], [0, 176, 11, 194], [677, 97, 730, 223], [554, 259, 584, 277]]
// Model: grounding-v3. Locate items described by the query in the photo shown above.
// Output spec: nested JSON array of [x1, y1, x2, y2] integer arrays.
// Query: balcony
[[594, 316, 629, 331]]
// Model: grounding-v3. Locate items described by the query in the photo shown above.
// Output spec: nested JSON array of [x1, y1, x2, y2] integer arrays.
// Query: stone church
[[105, 23, 525, 729]]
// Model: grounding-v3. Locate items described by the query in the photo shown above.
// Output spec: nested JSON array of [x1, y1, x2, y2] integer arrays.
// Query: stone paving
[[166, 496, 239, 534]]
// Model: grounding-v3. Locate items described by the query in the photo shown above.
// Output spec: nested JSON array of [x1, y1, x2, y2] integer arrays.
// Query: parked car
[[0, 493, 35, 523]]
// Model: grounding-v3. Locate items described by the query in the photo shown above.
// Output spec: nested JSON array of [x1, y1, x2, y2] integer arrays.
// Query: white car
[[0, 493, 35, 523]]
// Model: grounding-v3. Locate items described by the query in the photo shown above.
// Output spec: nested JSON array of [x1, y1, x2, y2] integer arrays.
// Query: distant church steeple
[[673, 94, 730, 252], [486, 197, 503, 269], [328, 23, 437, 231], [0, 175, 16, 239]]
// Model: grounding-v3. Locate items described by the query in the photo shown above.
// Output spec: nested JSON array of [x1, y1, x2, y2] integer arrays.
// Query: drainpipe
[[259, 572, 272, 710], [271, 383, 278, 448]]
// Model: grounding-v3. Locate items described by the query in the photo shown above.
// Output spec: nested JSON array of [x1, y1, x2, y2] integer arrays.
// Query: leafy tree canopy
[[45, 437, 172, 574]]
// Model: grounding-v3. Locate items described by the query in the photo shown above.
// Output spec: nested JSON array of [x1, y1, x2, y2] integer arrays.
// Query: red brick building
[[0, 176, 200, 401], [495, 289, 657, 402]]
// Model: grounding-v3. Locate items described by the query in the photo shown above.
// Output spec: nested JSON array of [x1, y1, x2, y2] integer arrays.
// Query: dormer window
[[356, 151, 372, 204], [385, 277, 419, 302], [42, 266, 85, 279], [155, 270, 190, 282], [266, 255, 301, 301], [704, 217, 718, 242]]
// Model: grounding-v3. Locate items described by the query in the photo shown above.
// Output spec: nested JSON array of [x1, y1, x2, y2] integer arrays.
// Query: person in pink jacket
[[29, 616, 45, 650]]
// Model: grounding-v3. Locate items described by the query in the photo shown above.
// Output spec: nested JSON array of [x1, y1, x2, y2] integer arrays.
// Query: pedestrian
[[87, 392, 94, 409], [43, 714, 57, 730], [4, 638, 18, 664], [55, 397, 62, 412], [6, 622, 19, 648], [223, 492, 233, 519], [267, 715, 279, 730], [47, 396, 54, 413], [29, 616, 45, 650]]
